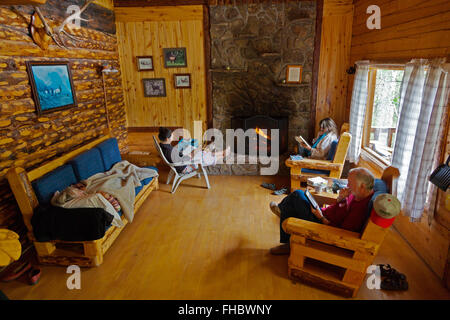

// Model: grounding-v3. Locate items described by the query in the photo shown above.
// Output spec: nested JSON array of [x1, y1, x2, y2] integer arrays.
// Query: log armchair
[[282, 166, 400, 298], [286, 132, 352, 192]]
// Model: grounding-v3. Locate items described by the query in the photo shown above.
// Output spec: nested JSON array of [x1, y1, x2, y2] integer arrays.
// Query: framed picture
[[174, 73, 191, 89], [136, 56, 154, 71], [286, 65, 303, 84], [26, 61, 77, 115], [163, 47, 187, 68], [143, 78, 166, 97]]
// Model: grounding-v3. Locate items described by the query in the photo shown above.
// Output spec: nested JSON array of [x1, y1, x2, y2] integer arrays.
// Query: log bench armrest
[[282, 218, 379, 255], [285, 159, 343, 171]]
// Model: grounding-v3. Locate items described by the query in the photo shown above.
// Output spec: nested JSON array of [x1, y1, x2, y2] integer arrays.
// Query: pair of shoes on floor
[[0, 262, 41, 285], [270, 244, 290, 255], [261, 183, 276, 190], [272, 187, 288, 195], [270, 201, 281, 218], [378, 264, 408, 291]]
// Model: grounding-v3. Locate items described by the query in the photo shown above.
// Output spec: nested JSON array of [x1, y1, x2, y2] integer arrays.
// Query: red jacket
[[322, 193, 373, 232]]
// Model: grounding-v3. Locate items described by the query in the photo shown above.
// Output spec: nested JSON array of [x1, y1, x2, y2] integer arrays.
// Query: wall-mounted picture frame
[[26, 61, 77, 115], [163, 47, 187, 68], [136, 56, 154, 71], [143, 78, 166, 97], [286, 65, 303, 84], [174, 73, 191, 89]]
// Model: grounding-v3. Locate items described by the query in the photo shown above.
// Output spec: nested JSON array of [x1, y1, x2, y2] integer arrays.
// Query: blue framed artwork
[[26, 61, 77, 115]]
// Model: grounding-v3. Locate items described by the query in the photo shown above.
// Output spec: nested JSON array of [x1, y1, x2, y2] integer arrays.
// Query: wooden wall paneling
[[142, 21, 155, 126], [315, 0, 353, 134]]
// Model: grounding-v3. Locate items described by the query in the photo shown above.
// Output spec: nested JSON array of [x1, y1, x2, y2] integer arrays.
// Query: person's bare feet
[[270, 244, 290, 255], [270, 201, 281, 218]]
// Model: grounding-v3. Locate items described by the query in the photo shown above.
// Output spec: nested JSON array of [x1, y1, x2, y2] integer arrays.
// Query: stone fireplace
[[206, 1, 317, 175]]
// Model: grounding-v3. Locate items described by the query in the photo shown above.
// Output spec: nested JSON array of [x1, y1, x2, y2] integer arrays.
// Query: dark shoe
[[272, 187, 288, 195], [261, 183, 276, 190], [377, 264, 406, 280], [269, 201, 281, 218], [380, 274, 408, 291], [270, 244, 290, 255]]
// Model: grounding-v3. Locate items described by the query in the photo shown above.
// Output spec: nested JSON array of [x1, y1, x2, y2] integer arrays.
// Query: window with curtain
[[348, 59, 449, 222]]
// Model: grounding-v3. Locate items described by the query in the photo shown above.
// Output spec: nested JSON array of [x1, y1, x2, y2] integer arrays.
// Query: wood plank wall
[[0, 1, 127, 251], [347, 0, 450, 285], [314, 0, 353, 134], [115, 5, 208, 134]]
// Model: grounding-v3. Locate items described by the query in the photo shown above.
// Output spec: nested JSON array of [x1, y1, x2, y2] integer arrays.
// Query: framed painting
[[286, 65, 303, 84], [136, 56, 154, 71], [163, 47, 187, 68], [174, 73, 191, 89], [143, 78, 166, 97], [26, 61, 77, 115]]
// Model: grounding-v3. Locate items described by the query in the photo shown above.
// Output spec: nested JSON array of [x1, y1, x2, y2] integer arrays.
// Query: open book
[[295, 135, 311, 149]]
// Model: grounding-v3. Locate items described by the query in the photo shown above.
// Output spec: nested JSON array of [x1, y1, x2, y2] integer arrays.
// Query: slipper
[[272, 188, 288, 195], [380, 275, 408, 291], [377, 264, 406, 280], [27, 267, 41, 286], [261, 183, 276, 190], [0, 262, 32, 282]]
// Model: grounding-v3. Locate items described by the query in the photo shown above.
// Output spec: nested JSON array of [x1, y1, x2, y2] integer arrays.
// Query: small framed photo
[[174, 73, 191, 89], [136, 56, 154, 71], [163, 47, 187, 68], [286, 65, 303, 84], [143, 78, 166, 97]]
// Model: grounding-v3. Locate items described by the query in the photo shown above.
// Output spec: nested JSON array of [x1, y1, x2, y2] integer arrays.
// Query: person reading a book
[[268, 167, 375, 255], [158, 127, 230, 174], [295, 117, 338, 159]]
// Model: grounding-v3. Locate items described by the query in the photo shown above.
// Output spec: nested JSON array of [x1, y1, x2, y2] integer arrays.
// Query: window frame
[[361, 66, 405, 168]]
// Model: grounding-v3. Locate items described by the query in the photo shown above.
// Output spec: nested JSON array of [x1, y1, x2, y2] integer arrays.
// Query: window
[[362, 67, 404, 164]]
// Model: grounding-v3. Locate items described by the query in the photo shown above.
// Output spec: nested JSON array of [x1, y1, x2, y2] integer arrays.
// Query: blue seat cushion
[[95, 138, 122, 171], [32, 164, 78, 204], [365, 179, 388, 221], [301, 140, 338, 175], [134, 166, 158, 196], [69, 148, 105, 181]]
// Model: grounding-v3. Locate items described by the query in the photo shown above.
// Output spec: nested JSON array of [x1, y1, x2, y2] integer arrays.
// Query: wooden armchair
[[282, 166, 400, 298], [286, 132, 352, 192]]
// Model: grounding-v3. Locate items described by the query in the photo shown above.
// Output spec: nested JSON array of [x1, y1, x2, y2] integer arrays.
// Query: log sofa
[[6, 134, 159, 267]]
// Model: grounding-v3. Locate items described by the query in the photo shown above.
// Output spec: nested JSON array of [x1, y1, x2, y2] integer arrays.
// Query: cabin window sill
[[359, 148, 389, 172]]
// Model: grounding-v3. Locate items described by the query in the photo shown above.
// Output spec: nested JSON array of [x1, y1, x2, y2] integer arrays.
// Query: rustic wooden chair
[[153, 135, 210, 194], [282, 166, 400, 298], [286, 131, 352, 192]]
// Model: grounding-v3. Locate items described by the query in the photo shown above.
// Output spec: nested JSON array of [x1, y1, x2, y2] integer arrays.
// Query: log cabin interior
[[0, 0, 449, 301]]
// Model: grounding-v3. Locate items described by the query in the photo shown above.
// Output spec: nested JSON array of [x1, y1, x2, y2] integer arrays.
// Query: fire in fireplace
[[231, 115, 288, 156]]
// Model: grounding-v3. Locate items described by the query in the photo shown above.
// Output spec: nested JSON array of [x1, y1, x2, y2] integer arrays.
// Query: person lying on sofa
[[158, 127, 230, 174], [295, 117, 339, 159], [51, 182, 124, 228], [269, 167, 375, 255]]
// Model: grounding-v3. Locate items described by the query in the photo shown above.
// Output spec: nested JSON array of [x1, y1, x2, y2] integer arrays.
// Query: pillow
[[32, 164, 78, 204]]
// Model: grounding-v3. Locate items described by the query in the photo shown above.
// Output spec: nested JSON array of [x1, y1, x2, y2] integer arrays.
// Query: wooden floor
[[1, 170, 449, 300]]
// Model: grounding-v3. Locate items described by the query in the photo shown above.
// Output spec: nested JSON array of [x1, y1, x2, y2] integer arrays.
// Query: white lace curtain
[[347, 61, 370, 163]]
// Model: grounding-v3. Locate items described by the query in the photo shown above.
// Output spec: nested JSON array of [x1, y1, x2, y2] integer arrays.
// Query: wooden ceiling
[[113, 0, 310, 7]]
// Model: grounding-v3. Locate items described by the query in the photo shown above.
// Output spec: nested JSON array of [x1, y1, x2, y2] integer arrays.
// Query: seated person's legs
[[270, 190, 321, 255]]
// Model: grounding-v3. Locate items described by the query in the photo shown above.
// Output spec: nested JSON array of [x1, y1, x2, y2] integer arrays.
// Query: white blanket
[[83, 160, 159, 223]]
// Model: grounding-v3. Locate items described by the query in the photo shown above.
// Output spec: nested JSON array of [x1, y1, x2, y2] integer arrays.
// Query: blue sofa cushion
[[95, 138, 122, 171], [32, 164, 78, 204], [134, 166, 158, 196], [367, 179, 388, 216], [69, 148, 105, 181], [301, 140, 338, 175]]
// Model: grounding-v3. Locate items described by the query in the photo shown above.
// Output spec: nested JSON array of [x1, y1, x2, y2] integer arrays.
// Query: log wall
[[0, 0, 127, 251], [347, 0, 450, 285]]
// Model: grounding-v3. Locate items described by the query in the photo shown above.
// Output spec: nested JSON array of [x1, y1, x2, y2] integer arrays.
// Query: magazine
[[295, 135, 311, 149]]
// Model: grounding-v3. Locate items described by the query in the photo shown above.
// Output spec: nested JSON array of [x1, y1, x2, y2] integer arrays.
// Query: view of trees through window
[[368, 69, 404, 163]]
